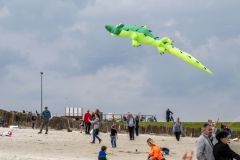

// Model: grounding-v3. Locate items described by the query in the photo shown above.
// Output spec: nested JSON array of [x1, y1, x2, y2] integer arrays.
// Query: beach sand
[[0, 128, 239, 160]]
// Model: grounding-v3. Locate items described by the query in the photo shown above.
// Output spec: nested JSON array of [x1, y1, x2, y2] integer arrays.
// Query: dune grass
[[139, 122, 240, 131], [118, 121, 240, 131]]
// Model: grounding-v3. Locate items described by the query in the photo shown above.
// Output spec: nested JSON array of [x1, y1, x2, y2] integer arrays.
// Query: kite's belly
[[137, 35, 157, 47], [119, 31, 157, 47]]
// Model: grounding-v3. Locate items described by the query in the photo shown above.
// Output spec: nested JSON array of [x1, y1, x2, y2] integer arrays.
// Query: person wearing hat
[[213, 131, 240, 160], [38, 106, 51, 134], [146, 138, 164, 160]]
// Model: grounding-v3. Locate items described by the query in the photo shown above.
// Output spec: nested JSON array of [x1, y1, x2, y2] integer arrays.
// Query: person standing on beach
[[127, 113, 135, 140], [196, 123, 215, 160], [208, 119, 219, 145], [146, 138, 163, 160], [135, 115, 140, 136], [110, 125, 117, 148], [91, 111, 95, 120], [208, 119, 218, 136], [31, 113, 37, 129], [79, 118, 84, 133], [89, 113, 102, 144], [38, 106, 51, 134], [15, 112, 21, 128], [173, 117, 183, 141], [84, 110, 91, 134]]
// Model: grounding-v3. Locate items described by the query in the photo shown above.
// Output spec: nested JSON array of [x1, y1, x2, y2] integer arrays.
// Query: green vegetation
[[118, 121, 240, 131], [140, 122, 240, 131]]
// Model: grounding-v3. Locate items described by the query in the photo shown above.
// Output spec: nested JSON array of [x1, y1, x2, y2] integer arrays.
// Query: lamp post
[[40, 72, 43, 113]]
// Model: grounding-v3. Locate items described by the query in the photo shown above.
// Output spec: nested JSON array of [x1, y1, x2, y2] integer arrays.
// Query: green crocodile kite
[[105, 24, 212, 74]]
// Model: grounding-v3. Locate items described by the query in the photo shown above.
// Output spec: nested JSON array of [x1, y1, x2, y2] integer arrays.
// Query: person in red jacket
[[84, 110, 92, 134]]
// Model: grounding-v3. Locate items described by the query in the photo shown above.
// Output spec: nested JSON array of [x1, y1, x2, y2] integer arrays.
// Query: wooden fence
[[99, 122, 202, 137], [1, 110, 240, 138]]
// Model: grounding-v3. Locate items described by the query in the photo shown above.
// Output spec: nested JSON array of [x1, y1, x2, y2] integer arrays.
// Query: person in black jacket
[[166, 108, 173, 122], [135, 115, 139, 136], [213, 131, 240, 160], [110, 125, 117, 148]]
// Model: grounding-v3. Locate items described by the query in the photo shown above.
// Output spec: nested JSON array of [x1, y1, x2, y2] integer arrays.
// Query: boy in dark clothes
[[98, 146, 108, 160], [110, 125, 118, 148]]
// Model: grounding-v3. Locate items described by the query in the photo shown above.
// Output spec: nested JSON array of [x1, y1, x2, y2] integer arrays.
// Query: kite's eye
[[204, 67, 207, 70], [196, 61, 199, 63], [117, 23, 124, 28], [188, 56, 191, 59], [180, 51, 183, 53]]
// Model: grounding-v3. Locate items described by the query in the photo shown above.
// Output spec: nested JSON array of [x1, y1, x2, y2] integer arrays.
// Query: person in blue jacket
[[38, 106, 51, 134], [98, 146, 108, 160]]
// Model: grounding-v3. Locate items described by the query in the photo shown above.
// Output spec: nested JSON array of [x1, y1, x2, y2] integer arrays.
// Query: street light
[[40, 72, 43, 113]]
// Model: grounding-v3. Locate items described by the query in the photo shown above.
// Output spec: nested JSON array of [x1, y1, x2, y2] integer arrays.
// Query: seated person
[[147, 138, 164, 160]]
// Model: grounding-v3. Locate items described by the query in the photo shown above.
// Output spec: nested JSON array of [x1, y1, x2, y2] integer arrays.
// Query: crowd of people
[[96, 121, 240, 160], [169, 115, 240, 160], [13, 107, 239, 160], [84, 111, 141, 143], [196, 122, 240, 160], [14, 110, 40, 129]]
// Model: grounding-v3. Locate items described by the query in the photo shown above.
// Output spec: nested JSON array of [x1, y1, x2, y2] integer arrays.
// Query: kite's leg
[[131, 33, 140, 47], [132, 39, 140, 47], [161, 37, 173, 45], [157, 47, 165, 54]]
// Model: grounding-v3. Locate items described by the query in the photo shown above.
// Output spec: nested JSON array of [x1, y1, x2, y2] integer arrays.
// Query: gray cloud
[[0, 0, 239, 121]]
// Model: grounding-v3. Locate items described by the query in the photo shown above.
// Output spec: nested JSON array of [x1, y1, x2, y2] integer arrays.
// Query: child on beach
[[98, 146, 108, 160], [79, 119, 84, 133], [146, 138, 164, 160], [110, 125, 118, 148]]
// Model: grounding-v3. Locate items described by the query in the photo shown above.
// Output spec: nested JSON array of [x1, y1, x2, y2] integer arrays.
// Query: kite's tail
[[164, 45, 213, 75]]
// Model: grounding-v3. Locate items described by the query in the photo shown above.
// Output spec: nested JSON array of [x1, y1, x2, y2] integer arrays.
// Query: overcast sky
[[0, 0, 239, 121]]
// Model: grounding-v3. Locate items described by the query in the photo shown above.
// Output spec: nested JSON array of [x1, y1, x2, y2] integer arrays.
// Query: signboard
[[65, 107, 83, 117]]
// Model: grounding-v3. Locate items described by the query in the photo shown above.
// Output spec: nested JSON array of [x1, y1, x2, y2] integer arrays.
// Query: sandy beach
[[0, 128, 239, 160]]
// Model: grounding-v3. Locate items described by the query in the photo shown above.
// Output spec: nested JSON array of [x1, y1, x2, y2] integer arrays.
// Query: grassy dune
[[138, 122, 240, 131]]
